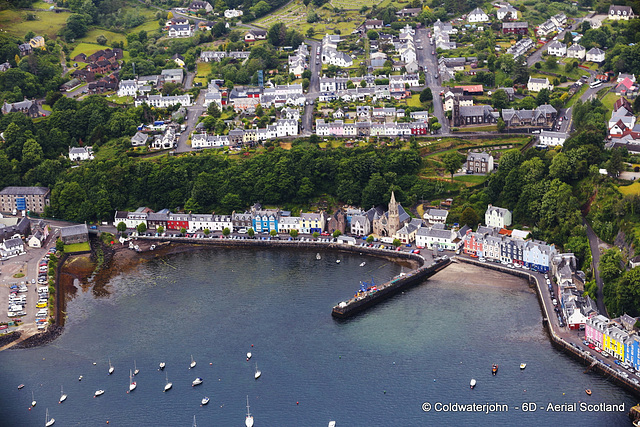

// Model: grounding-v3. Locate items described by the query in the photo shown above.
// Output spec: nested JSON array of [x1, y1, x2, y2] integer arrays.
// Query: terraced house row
[[585, 314, 640, 370]]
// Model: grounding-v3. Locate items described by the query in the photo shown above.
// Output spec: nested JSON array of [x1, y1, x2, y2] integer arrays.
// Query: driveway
[[584, 220, 608, 317]]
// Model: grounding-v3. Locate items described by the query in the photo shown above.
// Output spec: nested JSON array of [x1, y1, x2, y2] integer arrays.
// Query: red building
[[168, 213, 190, 230], [502, 22, 529, 35], [463, 230, 483, 256], [410, 122, 428, 135]]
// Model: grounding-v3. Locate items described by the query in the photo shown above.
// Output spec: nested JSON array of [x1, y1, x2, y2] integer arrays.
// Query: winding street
[[584, 220, 608, 317]]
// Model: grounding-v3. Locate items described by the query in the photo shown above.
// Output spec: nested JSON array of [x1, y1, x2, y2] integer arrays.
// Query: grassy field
[[453, 174, 489, 184], [406, 94, 422, 108], [601, 92, 619, 112], [0, 9, 70, 39], [130, 20, 163, 34], [32, 1, 55, 9], [70, 42, 130, 61], [619, 182, 640, 196], [194, 62, 212, 86], [78, 29, 127, 46], [64, 242, 91, 253]]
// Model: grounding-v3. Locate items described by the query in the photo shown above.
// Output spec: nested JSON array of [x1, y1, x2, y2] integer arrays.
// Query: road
[[584, 220, 608, 317], [415, 27, 449, 135], [301, 39, 321, 135], [175, 89, 205, 153], [526, 18, 583, 67]]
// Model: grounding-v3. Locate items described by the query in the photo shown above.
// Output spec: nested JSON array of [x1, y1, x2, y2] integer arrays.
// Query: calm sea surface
[[0, 248, 635, 427]]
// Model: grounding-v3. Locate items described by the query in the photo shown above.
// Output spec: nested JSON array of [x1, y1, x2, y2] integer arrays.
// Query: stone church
[[372, 192, 411, 237]]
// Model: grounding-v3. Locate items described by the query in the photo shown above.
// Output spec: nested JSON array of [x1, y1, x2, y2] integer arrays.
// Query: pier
[[331, 256, 452, 319]]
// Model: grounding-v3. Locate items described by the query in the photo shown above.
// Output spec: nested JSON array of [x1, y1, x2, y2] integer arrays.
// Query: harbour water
[[0, 248, 636, 426]]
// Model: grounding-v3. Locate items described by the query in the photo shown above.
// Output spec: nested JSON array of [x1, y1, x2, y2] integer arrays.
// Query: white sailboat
[[129, 369, 137, 392], [164, 372, 172, 392], [470, 379, 477, 389], [45, 408, 55, 427], [133, 360, 139, 376], [246, 352, 252, 361], [108, 358, 114, 375], [254, 362, 261, 380], [190, 355, 196, 369], [59, 385, 67, 403], [245, 396, 254, 427], [31, 391, 37, 407]]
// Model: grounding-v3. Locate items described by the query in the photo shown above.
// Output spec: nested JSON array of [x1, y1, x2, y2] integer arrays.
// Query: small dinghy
[[470, 379, 476, 389]]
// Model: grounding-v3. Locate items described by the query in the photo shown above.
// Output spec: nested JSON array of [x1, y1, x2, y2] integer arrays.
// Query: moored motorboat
[[192, 377, 203, 386], [164, 372, 172, 392], [585, 389, 592, 396], [254, 363, 261, 380], [31, 391, 37, 407], [18, 384, 24, 390], [328, 422, 336, 427], [360, 262, 366, 267], [201, 396, 210, 405], [316, 253, 321, 260], [520, 363, 527, 370], [94, 389, 104, 397], [45, 408, 55, 427], [78, 375, 83, 381], [190, 355, 196, 369], [336, 260, 341, 264], [159, 362, 166, 370], [492, 364, 498, 375], [59, 386, 67, 403], [246, 352, 252, 361], [129, 370, 137, 392], [470, 379, 476, 389], [245, 396, 254, 427]]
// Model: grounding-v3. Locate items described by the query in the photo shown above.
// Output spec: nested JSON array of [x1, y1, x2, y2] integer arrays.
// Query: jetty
[[331, 256, 452, 319]]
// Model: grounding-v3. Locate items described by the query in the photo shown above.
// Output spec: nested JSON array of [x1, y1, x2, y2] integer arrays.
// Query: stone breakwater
[[11, 325, 63, 349], [0, 331, 21, 348]]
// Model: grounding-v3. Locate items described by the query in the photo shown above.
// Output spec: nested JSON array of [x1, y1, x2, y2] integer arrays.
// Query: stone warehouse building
[[0, 186, 50, 214]]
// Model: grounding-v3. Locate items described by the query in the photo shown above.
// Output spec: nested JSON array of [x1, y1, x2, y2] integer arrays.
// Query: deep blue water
[[0, 248, 635, 427]]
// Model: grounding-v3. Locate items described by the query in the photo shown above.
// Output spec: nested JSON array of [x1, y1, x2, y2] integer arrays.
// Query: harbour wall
[[331, 257, 452, 319], [456, 257, 640, 399]]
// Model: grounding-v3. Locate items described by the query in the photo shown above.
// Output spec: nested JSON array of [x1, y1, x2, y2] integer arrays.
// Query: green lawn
[[106, 94, 133, 105], [32, 1, 56, 9], [195, 62, 212, 85], [600, 92, 619, 112], [78, 29, 127, 46], [130, 20, 162, 34], [453, 174, 489, 184], [0, 9, 70, 39], [406, 94, 422, 108], [64, 242, 91, 253], [619, 182, 640, 196], [70, 43, 106, 59]]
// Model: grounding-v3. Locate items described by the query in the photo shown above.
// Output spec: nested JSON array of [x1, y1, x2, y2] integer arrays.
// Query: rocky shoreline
[[0, 331, 21, 348], [11, 326, 63, 349]]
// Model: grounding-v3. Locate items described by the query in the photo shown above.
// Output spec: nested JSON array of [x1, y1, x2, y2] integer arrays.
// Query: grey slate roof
[[0, 186, 49, 195], [60, 224, 88, 237]]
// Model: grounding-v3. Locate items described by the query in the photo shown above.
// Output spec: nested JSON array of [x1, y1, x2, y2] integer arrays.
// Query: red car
[[588, 343, 596, 349]]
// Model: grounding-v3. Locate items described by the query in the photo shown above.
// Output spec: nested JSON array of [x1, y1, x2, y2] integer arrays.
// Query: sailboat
[[108, 358, 114, 375], [133, 360, 139, 376], [45, 408, 55, 426], [246, 352, 252, 361], [470, 379, 477, 389], [245, 396, 254, 427], [316, 253, 321, 260], [254, 362, 261, 380], [31, 391, 37, 407], [159, 362, 166, 370], [190, 355, 196, 369], [163, 372, 172, 392], [59, 386, 67, 403], [129, 369, 137, 392]]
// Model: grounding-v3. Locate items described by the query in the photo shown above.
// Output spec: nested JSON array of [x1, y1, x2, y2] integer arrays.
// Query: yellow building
[[29, 36, 45, 49], [299, 212, 325, 234], [603, 326, 627, 361]]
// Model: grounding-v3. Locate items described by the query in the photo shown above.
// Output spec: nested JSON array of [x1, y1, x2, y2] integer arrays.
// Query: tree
[[419, 87, 433, 103], [222, 227, 230, 236], [96, 35, 107, 45], [366, 235, 374, 244], [442, 151, 464, 182], [460, 207, 479, 227], [290, 229, 299, 238], [157, 226, 164, 234], [393, 238, 401, 247], [117, 222, 127, 234], [167, 11, 173, 19], [497, 117, 506, 132], [204, 228, 210, 235], [306, 27, 315, 38], [492, 89, 509, 109], [536, 88, 550, 106], [332, 230, 341, 238], [56, 238, 64, 253], [312, 231, 319, 239], [248, 228, 255, 237], [180, 227, 187, 235], [137, 223, 147, 234], [270, 229, 277, 237], [367, 30, 379, 40]]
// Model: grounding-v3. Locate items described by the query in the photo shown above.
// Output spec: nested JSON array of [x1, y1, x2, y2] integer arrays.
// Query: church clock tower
[[388, 191, 400, 236]]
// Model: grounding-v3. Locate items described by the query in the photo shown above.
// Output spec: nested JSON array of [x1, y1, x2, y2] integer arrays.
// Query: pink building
[[585, 314, 609, 348], [463, 230, 484, 256]]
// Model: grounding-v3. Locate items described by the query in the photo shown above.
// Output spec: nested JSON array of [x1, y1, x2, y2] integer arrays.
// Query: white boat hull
[[46, 419, 55, 427], [164, 383, 172, 392], [59, 395, 67, 403], [94, 390, 104, 397]]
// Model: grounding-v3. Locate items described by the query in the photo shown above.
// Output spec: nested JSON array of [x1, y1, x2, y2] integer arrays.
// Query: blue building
[[252, 208, 280, 233]]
